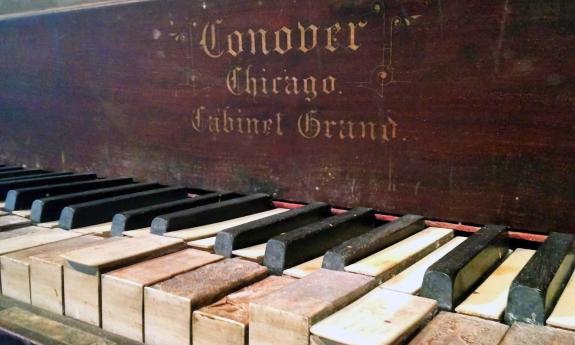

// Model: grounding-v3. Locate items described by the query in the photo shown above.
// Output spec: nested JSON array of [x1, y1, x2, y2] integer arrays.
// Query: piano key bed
[[0, 166, 573, 345]]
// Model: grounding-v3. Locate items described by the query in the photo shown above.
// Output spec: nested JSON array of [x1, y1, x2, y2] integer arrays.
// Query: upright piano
[[0, 0, 573, 344]]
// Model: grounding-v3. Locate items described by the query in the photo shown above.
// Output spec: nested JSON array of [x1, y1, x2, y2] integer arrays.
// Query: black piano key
[[58, 186, 189, 229], [30, 182, 163, 223], [214, 202, 332, 258], [0, 166, 24, 172], [0, 169, 50, 180], [263, 208, 376, 275], [505, 232, 575, 325], [322, 214, 427, 271], [4, 177, 135, 211], [419, 225, 508, 311], [0, 171, 72, 183], [0, 173, 97, 201], [110, 192, 239, 236], [150, 193, 274, 235]]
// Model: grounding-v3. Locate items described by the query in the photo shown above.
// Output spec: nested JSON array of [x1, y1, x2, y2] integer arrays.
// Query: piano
[[0, 0, 573, 344]]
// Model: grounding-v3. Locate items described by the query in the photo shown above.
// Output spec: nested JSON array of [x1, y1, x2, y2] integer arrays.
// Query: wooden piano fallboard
[[0, 0, 573, 236]]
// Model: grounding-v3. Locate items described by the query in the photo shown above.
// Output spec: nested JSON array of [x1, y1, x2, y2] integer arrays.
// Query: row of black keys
[[0, 164, 573, 326]]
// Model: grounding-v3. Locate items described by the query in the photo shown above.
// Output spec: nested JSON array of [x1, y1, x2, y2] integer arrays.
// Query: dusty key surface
[[547, 270, 575, 331], [456, 248, 535, 320], [408, 312, 508, 345], [380, 236, 466, 295], [0, 214, 31, 230], [310, 288, 436, 345], [165, 208, 289, 241], [232, 243, 267, 263], [144, 258, 268, 345], [499, 322, 575, 345], [62, 235, 186, 326], [283, 256, 324, 278], [0, 235, 103, 303], [0, 307, 116, 345], [102, 249, 223, 342], [0, 228, 82, 256], [193, 275, 295, 345], [345, 227, 453, 282], [188, 237, 217, 251], [249, 269, 376, 345], [28, 237, 112, 315], [0, 226, 44, 240], [71, 222, 113, 237]]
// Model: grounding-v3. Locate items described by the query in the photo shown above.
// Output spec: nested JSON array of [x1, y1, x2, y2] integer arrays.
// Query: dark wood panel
[[0, 0, 573, 233]]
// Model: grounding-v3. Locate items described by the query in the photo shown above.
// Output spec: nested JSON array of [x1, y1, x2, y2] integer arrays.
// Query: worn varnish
[[0, 235, 103, 303], [144, 258, 268, 345], [249, 269, 376, 345], [499, 322, 575, 345], [102, 249, 223, 342], [408, 312, 508, 345], [193, 275, 295, 345]]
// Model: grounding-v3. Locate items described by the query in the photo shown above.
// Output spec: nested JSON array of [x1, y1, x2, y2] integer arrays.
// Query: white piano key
[[345, 227, 453, 281], [11, 210, 31, 218], [164, 208, 289, 241], [283, 256, 323, 278], [232, 242, 267, 263], [310, 288, 437, 345], [123, 228, 151, 237], [70, 222, 113, 237], [455, 248, 535, 320], [36, 221, 60, 229], [0, 215, 31, 230], [547, 270, 575, 330], [379, 236, 467, 294], [187, 236, 216, 251]]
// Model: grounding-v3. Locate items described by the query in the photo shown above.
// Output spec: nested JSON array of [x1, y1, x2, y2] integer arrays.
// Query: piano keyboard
[[0, 165, 573, 345]]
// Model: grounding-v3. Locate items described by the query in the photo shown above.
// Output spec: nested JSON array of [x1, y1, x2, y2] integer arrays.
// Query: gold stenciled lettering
[[226, 66, 336, 101], [200, 19, 224, 58], [325, 23, 341, 52], [298, 22, 318, 53], [298, 111, 399, 143], [348, 21, 368, 51], [274, 27, 293, 54], [199, 19, 368, 58]]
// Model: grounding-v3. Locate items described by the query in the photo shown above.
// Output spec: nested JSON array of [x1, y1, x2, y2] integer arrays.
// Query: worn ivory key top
[[193, 275, 296, 345], [102, 249, 223, 342], [249, 269, 376, 345], [409, 312, 508, 345], [0, 235, 103, 302], [283, 256, 324, 278], [30, 237, 119, 315], [144, 258, 268, 345], [345, 227, 453, 282], [310, 289, 437, 345], [61, 235, 186, 326], [455, 248, 535, 320], [379, 236, 466, 294], [547, 270, 575, 331]]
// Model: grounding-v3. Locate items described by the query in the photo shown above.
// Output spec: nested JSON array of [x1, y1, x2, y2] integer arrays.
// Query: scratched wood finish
[[0, 0, 574, 234]]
